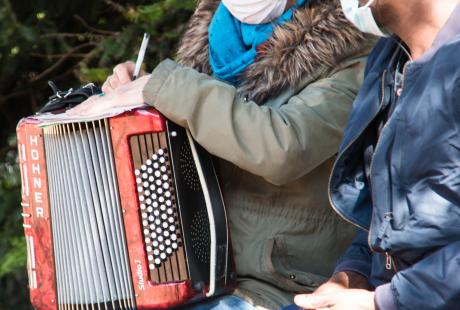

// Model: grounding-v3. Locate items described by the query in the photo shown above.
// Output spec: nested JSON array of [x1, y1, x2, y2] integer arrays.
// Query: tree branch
[[29, 42, 97, 82], [30, 52, 88, 59], [73, 15, 119, 36]]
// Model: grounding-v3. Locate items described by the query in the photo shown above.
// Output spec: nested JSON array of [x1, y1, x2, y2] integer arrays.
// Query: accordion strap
[[185, 130, 228, 297]]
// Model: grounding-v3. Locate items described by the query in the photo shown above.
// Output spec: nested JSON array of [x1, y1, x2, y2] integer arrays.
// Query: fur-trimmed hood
[[177, 0, 369, 104]]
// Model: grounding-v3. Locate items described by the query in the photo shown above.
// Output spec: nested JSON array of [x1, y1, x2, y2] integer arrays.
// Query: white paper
[[32, 104, 146, 127]]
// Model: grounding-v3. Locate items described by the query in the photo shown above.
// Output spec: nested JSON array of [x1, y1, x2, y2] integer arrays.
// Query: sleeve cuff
[[142, 59, 179, 107], [333, 258, 372, 279], [374, 283, 397, 310]]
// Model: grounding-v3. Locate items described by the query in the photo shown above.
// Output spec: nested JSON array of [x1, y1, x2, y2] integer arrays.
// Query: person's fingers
[[108, 75, 121, 90], [113, 62, 133, 84], [124, 61, 136, 75], [101, 79, 113, 94], [294, 294, 334, 309]]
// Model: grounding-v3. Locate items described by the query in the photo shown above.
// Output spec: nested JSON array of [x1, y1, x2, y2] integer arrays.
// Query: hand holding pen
[[102, 33, 150, 93], [67, 33, 151, 117]]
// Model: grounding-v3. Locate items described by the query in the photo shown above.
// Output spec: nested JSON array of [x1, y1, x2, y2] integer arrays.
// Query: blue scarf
[[208, 0, 307, 85]]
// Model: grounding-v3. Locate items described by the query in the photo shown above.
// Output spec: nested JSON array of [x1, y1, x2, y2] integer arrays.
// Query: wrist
[[331, 271, 370, 290]]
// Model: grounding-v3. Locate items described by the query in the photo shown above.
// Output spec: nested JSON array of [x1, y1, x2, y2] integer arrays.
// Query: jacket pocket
[[261, 237, 328, 293]]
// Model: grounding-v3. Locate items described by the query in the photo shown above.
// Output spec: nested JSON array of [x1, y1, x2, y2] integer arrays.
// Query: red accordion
[[17, 108, 235, 309]]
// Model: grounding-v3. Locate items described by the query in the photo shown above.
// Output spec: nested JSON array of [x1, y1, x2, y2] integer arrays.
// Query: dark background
[[0, 0, 195, 308]]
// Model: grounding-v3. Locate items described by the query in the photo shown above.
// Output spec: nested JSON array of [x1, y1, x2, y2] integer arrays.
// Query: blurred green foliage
[[0, 0, 195, 308]]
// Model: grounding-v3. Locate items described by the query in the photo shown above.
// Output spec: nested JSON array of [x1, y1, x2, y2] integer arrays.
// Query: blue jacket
[[329, 6, 460, 310]]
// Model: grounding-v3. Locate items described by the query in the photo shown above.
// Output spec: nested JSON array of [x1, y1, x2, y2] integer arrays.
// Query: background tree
[[0, 0, 195, 308]]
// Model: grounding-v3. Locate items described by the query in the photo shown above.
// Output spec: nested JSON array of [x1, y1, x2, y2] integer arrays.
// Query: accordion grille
[[43, 120, 135, 309]]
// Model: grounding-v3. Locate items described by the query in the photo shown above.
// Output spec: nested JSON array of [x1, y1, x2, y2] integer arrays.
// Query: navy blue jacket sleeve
[[333, 228, 372, 279], [388, 240, 460, 309]]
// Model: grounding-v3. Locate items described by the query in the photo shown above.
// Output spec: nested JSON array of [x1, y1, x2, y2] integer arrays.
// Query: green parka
[[142, 0, 374, 308]]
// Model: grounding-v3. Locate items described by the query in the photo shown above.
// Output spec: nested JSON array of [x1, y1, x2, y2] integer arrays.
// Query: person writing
[[69, 0, 374, 308]]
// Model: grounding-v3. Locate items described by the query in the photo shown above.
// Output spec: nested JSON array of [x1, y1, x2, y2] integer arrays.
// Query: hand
[[102, 61, 146, 93], [67, 74, 150, 117], [294, 289, 375, 310], [294, 272, 372, 310]]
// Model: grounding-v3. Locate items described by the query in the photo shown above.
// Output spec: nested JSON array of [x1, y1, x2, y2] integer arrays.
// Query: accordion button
[[153, 241, 159, 248], [149, 264, 155, 270], [146, 159, 152, 165], [135, 170, 140, 176]]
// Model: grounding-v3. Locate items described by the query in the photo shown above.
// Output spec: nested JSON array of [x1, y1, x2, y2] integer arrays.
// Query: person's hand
[[67, 74, 150, 117], [294, 271, 372, 309], [294, 288, 375, 310], [102, 61, 146, 93]]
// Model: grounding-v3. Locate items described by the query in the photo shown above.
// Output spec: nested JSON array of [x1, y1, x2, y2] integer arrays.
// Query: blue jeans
[[184, 295, 258, 309]]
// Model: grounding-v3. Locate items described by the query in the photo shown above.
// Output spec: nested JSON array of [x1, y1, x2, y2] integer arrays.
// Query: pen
[[132, 33, 150, 81]]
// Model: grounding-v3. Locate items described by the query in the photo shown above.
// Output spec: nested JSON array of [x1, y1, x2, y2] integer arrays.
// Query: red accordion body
[[17, 108, 234, 310]]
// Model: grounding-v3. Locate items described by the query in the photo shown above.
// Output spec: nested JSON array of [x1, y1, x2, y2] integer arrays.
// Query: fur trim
[[177, 0, 370, 104]]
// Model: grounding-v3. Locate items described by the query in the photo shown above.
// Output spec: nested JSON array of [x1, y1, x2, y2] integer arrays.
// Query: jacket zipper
[[328, 70, 388, 233], [370, 62, 409, 269]]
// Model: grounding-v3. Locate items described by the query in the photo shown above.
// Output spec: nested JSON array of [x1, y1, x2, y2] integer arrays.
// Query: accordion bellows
[[17, 108, 235, 309]]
